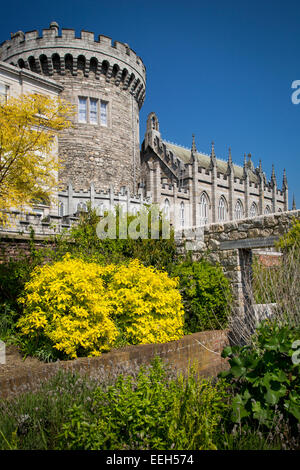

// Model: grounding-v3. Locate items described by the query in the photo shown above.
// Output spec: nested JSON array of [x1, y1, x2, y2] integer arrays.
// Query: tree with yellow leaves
[[0, 93, 74, 224]]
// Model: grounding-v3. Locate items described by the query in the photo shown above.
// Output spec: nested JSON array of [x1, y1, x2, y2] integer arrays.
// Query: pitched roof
[[163, 141, 259, 183]]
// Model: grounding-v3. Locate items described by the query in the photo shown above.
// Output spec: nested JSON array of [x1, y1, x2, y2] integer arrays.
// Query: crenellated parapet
[[58, 183, 151, 217], [0, 22, 146, 108]]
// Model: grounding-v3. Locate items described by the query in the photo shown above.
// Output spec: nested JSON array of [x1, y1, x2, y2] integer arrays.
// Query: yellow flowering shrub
[[108, 260, 184, 344], [17, 256, 184, 359], [17, 255, 118, 359]]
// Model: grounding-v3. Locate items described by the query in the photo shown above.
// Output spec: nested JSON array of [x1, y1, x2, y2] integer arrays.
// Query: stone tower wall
[[0, 23, 146, 193]]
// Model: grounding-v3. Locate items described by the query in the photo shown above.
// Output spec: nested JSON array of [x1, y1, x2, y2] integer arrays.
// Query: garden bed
[[0, 330, 229, 400]]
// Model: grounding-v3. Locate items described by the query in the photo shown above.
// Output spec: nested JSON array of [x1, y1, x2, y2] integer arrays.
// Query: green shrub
[[49, 204, 177, 272], [57, 357, 229, 450], [0, 302, 20, 344], [276, 217, 300, 252], [220, 321, 300, 431], [171, 260, 231, 333]]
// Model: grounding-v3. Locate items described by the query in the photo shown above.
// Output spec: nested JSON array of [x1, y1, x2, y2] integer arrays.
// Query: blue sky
[[1, 0, 299, 208]]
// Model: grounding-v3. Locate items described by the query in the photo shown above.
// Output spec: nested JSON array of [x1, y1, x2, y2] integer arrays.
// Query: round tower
[[0, 22, 146, 194]]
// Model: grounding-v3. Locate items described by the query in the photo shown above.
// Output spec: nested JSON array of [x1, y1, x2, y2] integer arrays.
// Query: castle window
[[218, 196, 227, 222], [180, 201, 185, 227], [90, 98, 98, 124], [250, 202, 258, 218], [100, 101, 108, 126], [199, 192, 209, 225], [78, 97, 87, 123], [58, 202, 64, 217], [98, 202, 104, 216], [0, 83, 9, 103], [264, 205, 271, 214], [164, 199, 170, 219], [235, 200, 243, 220]]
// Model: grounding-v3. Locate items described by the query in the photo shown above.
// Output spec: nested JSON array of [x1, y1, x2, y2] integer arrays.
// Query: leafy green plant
[[47, 204, 177, 272], [276, 217, 300, 252], [0, 302, 20, 344], [220, 321, 300, 430], [57, 357, 229, 450], [171, 259, 231, 333]]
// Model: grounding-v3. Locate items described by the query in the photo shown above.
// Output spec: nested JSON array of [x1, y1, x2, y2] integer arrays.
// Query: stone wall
[[0, 330, 229, 399], [175, 209, 300, 307]]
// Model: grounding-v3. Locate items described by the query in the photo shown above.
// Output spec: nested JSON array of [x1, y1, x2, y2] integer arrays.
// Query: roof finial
[[271, 163, 276, 179], [228, 147, 232, 165], [259, 159, 262, 172], [292, 193, 296, 210], [191, 134, 197, 154], [211, 141, 215, 158], [282, 168, 288, 189]]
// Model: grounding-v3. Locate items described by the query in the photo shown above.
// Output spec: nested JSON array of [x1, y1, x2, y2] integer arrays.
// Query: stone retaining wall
[[0, 330, 229, 400]]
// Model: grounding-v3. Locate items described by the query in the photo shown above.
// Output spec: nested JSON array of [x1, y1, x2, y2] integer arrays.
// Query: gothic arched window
[[98, 202, 104, 216], [235, 200, 243, 220], [58, 202, 64, 217], [218, 196, 227, 222], [199, 193, 209, 225], [250, 202, 258, 218], [264, 205, 271, 214], [164, 199, 170, 219], [180, 201, 185, 227]]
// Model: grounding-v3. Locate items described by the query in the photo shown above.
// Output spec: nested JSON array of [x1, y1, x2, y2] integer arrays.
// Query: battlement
[[0, 22, 146, 107], [58, 184, 152, 217]]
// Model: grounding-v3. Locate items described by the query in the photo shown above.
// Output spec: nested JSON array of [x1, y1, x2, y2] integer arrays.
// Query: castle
[[0, 22, 292, 230]]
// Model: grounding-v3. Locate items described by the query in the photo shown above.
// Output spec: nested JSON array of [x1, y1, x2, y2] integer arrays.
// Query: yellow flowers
[[17, 255, 184, 359]]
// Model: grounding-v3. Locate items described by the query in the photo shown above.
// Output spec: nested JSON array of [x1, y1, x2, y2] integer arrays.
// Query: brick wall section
[[257, 253, 282, 267], [0, 234, 55, 263], [0, 330, 229, 400]]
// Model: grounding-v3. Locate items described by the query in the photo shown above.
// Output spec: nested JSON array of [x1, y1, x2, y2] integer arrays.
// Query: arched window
[[101, 60, 109, 76], [250, 202, 258, 218], [77, 202, 87, 212], [98, 202, 104, 216], [264, 205, 271, 214], [90, 57, 98, 75], [39, 55, 49, 75], [58, 202, 64, 217], [18, 58, 25, 69], [77, 55, 86, 74], [235, 200, 243, 220], [65, 54, 73, 74], [164, 199, 170, 219], [52, 53, 61, 73], [218, 196, 227, 222], [180, 201, 185, 227], [199, 193, 209, 225], [121, 68, 128, 84], [28, 56, 37, 73]]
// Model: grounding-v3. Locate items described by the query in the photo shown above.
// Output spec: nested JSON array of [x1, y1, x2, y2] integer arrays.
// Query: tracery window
[[180, 201, 185, 227], [235, 200, 243, 220], [218, 196, 227, 222], [199, 193, 209, 225], [250, 202, 258, 218], [164, 198, 170, 219]]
